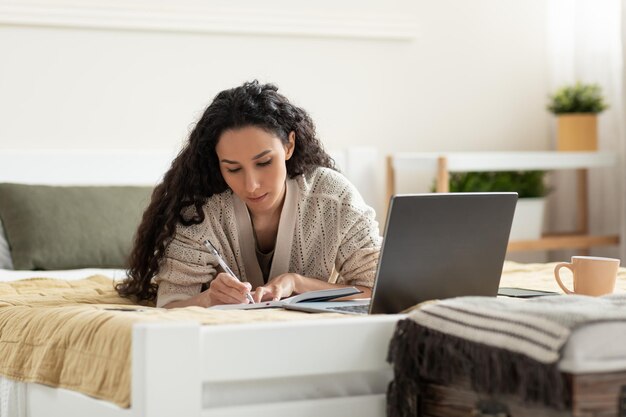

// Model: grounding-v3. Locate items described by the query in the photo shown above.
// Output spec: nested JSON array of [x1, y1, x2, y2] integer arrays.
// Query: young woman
[[116, 81, 382, 308]]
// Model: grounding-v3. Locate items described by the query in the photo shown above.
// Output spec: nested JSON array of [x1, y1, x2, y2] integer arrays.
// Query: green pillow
[[0, 183, 153, 270]]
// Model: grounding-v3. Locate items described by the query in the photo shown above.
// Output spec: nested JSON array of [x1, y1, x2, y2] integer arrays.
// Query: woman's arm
[[252, 273, 371, 303]]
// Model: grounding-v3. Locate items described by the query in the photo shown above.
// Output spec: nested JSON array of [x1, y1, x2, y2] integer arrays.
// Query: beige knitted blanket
[[0, 275, 342, 407]]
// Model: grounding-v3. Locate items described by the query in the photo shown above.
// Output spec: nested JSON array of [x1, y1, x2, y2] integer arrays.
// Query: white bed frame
[[24, 317, 400, 417], [0, 148, 401, 417]]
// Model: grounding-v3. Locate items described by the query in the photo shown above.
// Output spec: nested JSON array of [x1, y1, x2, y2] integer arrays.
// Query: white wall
[[0, 0, 550, 218]]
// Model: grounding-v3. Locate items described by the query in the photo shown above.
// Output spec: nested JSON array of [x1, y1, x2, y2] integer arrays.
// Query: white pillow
[[0, 219, 14, 269]]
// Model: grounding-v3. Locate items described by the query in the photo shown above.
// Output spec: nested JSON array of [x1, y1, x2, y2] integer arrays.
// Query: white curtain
[[546, 0, 626, 260]]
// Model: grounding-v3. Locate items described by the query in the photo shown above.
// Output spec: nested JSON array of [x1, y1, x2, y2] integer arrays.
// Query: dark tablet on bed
[[498, 287, 560, 298]]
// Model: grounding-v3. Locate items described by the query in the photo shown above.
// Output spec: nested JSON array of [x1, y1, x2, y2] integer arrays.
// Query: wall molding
[[0, 1, 416, 41]]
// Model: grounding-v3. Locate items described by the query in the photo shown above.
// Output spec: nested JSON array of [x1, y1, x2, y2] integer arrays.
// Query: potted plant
[[547, 82, 608, 151], [445, 171, 549, 241]]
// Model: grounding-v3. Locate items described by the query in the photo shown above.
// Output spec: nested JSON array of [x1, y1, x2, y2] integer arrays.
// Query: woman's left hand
[[252, 273, 302, 303]]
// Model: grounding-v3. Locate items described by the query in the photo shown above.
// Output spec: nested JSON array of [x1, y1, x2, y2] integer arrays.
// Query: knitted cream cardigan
[[155, 167, 382, 307]]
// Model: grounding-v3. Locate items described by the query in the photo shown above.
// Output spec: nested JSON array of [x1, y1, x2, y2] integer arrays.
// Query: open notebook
[[209, 287, 362, 310]]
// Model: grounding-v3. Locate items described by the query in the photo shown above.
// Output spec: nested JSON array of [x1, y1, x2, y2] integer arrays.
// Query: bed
[[4, 149, 625, 417], [0, 148, 400, 417]]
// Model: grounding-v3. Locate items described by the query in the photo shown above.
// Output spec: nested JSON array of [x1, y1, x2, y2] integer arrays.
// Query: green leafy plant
[[437, 171, 549, 198], [547, 82, 608, 114]]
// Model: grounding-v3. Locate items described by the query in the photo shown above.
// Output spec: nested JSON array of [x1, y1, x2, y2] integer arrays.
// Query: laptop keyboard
[[327, 304, 370, 314]]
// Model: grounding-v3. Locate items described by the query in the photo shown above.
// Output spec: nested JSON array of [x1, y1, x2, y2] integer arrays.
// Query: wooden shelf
[[389, 151, 617, 172], [508, 234, 620, 252], [386, 151, 620, 254]]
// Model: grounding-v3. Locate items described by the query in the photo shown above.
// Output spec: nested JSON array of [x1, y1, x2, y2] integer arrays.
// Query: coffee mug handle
[[554, 263, 575, 294]]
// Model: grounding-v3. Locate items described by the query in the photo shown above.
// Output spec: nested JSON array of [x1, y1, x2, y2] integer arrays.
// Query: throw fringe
[[387, 319, 570, 417]]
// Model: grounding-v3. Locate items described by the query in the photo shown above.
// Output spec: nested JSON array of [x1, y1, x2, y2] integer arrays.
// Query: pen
[[204, 239, 255, 304]]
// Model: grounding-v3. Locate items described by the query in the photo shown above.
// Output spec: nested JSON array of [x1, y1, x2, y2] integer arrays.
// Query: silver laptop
[[284, 192, 518, 315]]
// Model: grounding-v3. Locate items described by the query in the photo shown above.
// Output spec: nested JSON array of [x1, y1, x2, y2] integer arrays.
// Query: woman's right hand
[[163, 273, 252, 308], [204, 272, 253, 306]]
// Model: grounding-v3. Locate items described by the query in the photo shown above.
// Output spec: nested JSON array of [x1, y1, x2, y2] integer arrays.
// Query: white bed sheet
[[0, 376, 25, 417], [559, 321, 626, 373], [0, 268, 127, 281]]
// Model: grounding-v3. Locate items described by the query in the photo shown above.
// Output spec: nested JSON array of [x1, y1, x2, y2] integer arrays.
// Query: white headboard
[[0, 149, 177, 186], [0, 147, 380, 207]]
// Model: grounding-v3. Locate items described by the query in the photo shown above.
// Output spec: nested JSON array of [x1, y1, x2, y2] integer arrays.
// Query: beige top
[[155, 168, 382, 307]]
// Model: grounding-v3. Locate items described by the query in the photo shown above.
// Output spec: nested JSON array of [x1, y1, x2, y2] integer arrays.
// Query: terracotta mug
[[554, 256, 620, 296]]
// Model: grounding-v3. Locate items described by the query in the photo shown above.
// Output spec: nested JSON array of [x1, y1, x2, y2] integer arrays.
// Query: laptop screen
[[369, 192, 517, 314]]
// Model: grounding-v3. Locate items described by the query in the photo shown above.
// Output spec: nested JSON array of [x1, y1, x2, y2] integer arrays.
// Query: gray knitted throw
[[387, 293, 626, 417]]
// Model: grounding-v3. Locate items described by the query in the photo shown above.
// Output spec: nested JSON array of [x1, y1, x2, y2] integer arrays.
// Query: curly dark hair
[[116, 81, 336, 302]]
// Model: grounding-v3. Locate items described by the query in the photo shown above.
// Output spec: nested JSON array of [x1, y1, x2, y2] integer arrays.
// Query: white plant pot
[[509, 197, 546, 241]]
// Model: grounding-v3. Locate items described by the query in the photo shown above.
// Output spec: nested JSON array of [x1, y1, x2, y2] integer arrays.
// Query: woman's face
[[216, 126, 295, 217]]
